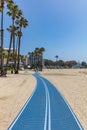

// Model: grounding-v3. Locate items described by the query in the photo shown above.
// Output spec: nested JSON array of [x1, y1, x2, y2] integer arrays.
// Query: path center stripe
[[38, 75, 51, 130]]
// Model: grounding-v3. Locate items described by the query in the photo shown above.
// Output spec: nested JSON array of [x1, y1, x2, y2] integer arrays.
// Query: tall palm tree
[[0, 0, 14, 76], [15, 16, 28, 73], [6, 1, 19, 70], [39, 47, 45, 71], [30, 52, 35, 67], [34, 47, 45, 71], [34, 48, 39, 68], [0, 0, 4, 76], [6, 25, 19, 70]]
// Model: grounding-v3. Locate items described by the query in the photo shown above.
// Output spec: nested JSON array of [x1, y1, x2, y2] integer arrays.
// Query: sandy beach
[[0, 69, 87, 129], [41, 69, 87, 130], [0, 70, 36, 130]]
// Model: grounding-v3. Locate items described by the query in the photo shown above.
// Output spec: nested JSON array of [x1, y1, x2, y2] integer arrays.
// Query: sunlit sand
[[0, 69, 87, 129], [0, 71, 36, 130], [41, 69, 87, 130]]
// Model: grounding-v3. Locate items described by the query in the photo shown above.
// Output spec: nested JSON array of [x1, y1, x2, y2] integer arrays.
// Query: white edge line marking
[[44, 82, 48, 130], [48, 91, 51, 130], [37, 76, 48, 130], [58, 89, 83, 130], [53, 83, 83, 130], [8, 77, 37, 130], [39, 76, 51, 130]]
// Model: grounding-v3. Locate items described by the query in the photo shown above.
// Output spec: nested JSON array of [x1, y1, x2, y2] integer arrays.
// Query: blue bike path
[[8, 73, 46, 130], [40, 75, 83, 130], [8, 72, 83, 130]]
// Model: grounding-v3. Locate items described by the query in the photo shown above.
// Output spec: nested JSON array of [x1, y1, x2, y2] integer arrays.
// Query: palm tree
[[6, 25, 19, 71], [0, 0, 4, 76], [31, 52, 35, 67], [34, 48, 39, 68], [6, 1, 19, 70], [15, 15, 28, 73], [0, 0, 14, 76], [34, 47, 45, 71], [39, 47, 45, 71]]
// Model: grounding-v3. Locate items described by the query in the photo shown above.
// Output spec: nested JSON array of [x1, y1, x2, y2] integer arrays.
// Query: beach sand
[[0, 69, 87, 129], [41, 69, 87, 130], [0, 70, 36, 130]]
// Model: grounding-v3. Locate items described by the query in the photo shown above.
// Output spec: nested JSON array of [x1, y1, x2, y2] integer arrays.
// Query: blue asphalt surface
[[8, 73, 46, 130], [8, 72, 83, 130], [40, 76, 83, 130]]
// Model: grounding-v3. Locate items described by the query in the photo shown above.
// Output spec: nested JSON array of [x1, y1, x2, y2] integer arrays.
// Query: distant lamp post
[[0, 0, 4, 76]]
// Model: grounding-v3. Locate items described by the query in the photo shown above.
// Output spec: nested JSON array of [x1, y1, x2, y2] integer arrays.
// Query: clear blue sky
[[3, 0, 87, 62]]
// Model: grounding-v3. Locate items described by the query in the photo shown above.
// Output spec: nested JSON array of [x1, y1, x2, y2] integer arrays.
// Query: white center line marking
[[39, 76, 51, 130]]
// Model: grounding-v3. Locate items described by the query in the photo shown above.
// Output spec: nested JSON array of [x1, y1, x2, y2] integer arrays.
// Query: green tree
[[6, 1, 19, 69], [15, 15, 28, 73], [58, 60, 65, 68], [81, 61, 87, 68], [7, 25, 19, 69], [28, 47, 45, 70], [39, 47, 45, 71], [65, 60, 77, 68]]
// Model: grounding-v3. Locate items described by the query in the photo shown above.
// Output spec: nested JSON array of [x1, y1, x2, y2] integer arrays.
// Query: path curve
[[8, 72, 83, 130]]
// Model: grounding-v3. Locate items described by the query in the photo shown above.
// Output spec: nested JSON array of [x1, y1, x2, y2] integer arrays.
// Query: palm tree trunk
[[16, 35, 21, 74], [13, 33, 16, 70], [6, 32, 13, 66], [0, 9, 4, 76], [6, 18, 14, 70], [14, 36, 18, 73]]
